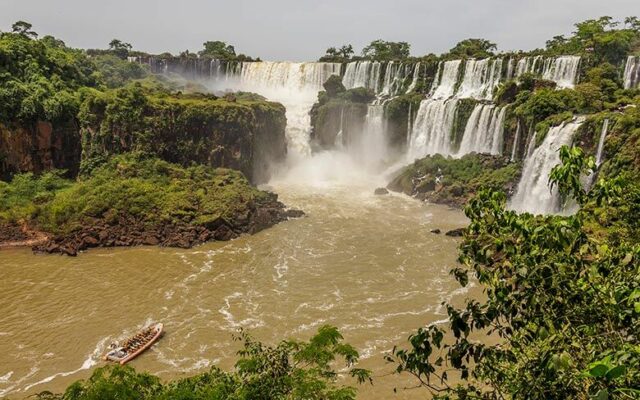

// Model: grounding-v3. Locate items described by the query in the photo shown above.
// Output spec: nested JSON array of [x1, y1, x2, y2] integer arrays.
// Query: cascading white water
[[351, 104, 389, 169], [455, 58, 503, 100], [509, 119, 583, 215], [542, 56, 581, 88], [510, 121, 521, 161], [515, 55, 544, 77], [506, 58, 515, 80], [406, 63, 421, 93], [210, 61, 341, 156], [407, 99, 459, 160], [430, 60, 462, 99], [380, 62, 411, 96], [624, 56, 640, 89], [457, 104, 506, 155], [342, 61, 382, 93], [595, 119, 609, 166]]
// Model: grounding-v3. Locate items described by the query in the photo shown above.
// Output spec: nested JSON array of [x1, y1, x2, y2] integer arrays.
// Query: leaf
[[588, 364, 609, 378], [605, 365, 626, 380], [593, 389, 608, 400]]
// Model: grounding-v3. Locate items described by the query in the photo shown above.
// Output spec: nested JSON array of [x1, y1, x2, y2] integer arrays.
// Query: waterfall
[[342, 61, 382, 93], [515, 55, 544, 77], [542, 56, 581, 88], [405, 63, 421, 93], [624, 56, 640, 89], [346, 104, 389, 169], [510, 122, 521, 161], [457, 104, 506, 155], [455, 58, 503, 100], [509, 120, 583, 215], [524, 125, 537, 159], [407, 102, 413, 145], [430, 60, 462, 99], [336, 106, 345, 149], [217, 61, 342, 156], [506, 58, 515, 80], [595, 119, 609, 166], [407, 99, 459, 160], [380, 62, 412, 97]]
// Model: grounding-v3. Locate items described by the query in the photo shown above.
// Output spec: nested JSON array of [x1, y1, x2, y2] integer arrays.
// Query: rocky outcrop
[[0, 120, 81, 180], [387, 153, 522, 208], [79, 88, 287, 184], [34, 193, 303, 256], [309, 77, 374, 150]]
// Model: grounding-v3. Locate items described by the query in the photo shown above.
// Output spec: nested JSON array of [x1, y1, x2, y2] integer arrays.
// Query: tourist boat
[[103, 323, 164, 365]]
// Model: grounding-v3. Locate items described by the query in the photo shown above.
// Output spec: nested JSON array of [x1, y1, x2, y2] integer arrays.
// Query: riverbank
[[0, 155, 303, 256]]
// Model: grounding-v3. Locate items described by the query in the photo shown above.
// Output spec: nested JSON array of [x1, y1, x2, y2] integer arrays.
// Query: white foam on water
[[21, 336, 109, 393]]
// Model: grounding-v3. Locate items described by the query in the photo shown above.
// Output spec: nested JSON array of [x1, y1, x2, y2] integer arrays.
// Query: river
[[0, 153, 473, 399]]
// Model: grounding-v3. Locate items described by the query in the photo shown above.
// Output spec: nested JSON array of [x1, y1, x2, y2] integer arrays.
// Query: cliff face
[[78, 89, 287, 184], [0, 120, 81, 180], [310, 101, 368, 149]]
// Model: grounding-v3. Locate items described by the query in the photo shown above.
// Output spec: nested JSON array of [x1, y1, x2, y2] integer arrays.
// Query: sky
[[1, 0, 638, 61]]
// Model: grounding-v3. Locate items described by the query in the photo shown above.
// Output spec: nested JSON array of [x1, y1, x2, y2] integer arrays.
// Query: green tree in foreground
[[389, 146, 640, 399], [39, 326, 370, 400]]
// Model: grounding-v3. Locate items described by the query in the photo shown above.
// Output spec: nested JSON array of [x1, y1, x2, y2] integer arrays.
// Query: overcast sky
[[1, 0, 638, 61]]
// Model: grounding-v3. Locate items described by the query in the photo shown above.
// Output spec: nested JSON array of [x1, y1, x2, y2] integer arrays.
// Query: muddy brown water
[[0, 179, 477, 399]]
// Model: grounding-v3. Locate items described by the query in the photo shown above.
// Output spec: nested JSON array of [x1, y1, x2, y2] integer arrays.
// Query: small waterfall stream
[[624, 56, 640, 89], [509, 120, 583, 215]]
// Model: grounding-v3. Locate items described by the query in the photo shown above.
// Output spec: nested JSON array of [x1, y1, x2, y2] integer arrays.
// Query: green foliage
[[108, 39, 132, 59], [388, 153, 521, 207], [37, 154, 270, 233], [77, 82, 285, 178], [323, 74, 346, 97], [42, 326, 370, 400], [549, 145, 596, 206], [448, 38, 497, 58], [0, 171, 71, 223], [362, 40, 410, 60], [0, 26, 97, 123], [319, 44, 354, 62], [11, 20, 37, 39], [545, 16, 640, 64], [199, 40, 235, 59], [390, 147, 640, 399], [93, 55, 149, 88]]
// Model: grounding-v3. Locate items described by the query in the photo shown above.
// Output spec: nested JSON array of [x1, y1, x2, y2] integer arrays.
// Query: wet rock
[[143, 235, 160, 246], [430, 229, 441, 234], [374, 187, 389, 195], [445, 228, 465, 237], [285, 209, 305, 218]]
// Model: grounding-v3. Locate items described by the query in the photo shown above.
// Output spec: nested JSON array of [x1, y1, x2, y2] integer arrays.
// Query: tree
[[448, 38, 497, 58], [108, 39, 132, 59], [362, 39, 410, 60], [198, 40, 236, 59], [11, 20, 37, 39], [389, 146, 640, 399], [339, 44, 354, 59], [624, 16, 640, 31]]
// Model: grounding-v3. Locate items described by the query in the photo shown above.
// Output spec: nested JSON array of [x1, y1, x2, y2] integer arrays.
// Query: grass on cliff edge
[[0, 153, 272, 234]]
